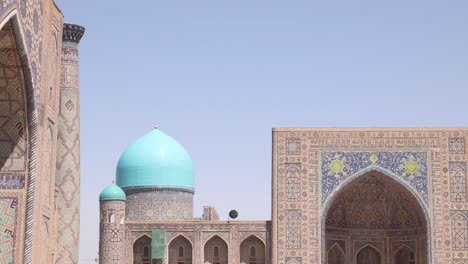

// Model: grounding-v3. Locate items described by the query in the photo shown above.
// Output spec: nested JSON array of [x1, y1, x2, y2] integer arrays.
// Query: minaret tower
[[54, 23, 85, 264], [99, 184, 127, 264]]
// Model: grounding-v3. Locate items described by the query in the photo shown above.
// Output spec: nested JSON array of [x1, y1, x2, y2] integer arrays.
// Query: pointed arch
[[452, 213, 468, 250], [204, 235, 228, 264], [356, 244, 382, 264], [168, 235, 193, 264], [394, 244, 416, 264], [285, 165, 301, 201], [322, 169, 430, 264], [133, 235, 152, 264], [0, 10, 37, 263], [240, 235, 265, 264], [327, 243, 344, 264]]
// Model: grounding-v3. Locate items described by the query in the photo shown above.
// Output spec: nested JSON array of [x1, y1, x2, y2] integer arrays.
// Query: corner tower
[[116, 126, 194, 221], [99, 184, 127, 264], [55, 23, 85, 264]]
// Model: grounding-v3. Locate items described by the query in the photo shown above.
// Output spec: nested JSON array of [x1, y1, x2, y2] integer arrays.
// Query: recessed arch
[[168, 235, 193, 264], [356, 244, 382, 264], [327, 243, 344, 264], [204, 235, 228, 264], [394, 244, 416, 264], [133, 235, 152, 264], [240, 235, 265, 264], [322, 170, 430, 263], [0, 11, 37, 263]]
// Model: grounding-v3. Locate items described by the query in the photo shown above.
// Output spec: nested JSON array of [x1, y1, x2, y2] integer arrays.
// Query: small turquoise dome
[[100, 184, 126, 200], [116, 128, 194, 189]]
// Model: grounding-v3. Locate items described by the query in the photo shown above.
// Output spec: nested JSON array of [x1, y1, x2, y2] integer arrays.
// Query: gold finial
[[154, 122, 158, 129]]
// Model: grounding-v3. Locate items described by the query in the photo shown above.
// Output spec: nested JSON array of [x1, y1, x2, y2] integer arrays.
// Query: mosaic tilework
[[0, 197, 18, 264], [0, 21, 27, 181], [55, 27, 84, 264], [272, 129, 455, 264], [286, 139, 300, 155], [321, 151, 428, 204], [450, 138, 465, 154], [285, 210, 301, 249], [125, 190, 193, 221], [285, 165, 301, 202], [450, 162, 467, 203], [452, 212, 468, 251], [285, 257, 301, 264], [326, 174, 423, 230]]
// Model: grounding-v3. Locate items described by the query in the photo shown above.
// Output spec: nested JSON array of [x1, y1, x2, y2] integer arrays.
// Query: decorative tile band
[[321, 151, 428, 204]]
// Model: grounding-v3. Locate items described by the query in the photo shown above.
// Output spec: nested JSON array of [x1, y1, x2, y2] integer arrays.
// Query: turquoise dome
[[100, 184, 126, 200], [116, 128, 194, 189]]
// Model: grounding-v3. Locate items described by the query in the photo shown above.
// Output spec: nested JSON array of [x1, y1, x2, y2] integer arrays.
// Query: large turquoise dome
[[116, 128, 194, 189]]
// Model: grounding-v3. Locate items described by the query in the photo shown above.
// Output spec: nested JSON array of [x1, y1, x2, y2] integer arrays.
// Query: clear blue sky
[[55, 1, 468, 263]]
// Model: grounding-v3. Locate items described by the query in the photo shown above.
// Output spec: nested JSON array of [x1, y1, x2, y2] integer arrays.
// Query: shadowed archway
[[323, 171, 428, 264], [168, 235, 193, 264], [133, 235, 152, 264]]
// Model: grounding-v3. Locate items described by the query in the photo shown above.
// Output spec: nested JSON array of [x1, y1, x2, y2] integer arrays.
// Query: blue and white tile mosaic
[[321, 151, 428, 204]]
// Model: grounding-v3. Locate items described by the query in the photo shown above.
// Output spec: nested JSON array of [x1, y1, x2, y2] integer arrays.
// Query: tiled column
[[54, 23, 84, 264]]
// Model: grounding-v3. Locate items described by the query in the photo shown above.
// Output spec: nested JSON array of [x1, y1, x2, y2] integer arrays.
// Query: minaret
[[99, 184, 127, 264], [54, 23, 85, 264]]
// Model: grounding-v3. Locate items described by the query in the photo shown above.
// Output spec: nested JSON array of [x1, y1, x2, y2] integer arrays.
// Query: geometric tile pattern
[[125, 190, 193, 221], [0, 20, 27, 264], [450, 162, 467, 203], [285, 166, 301, 202], [272, 128, 456, 264], [285, 210, 301, 249], [0, 197, 17, 264], [54, 27, 84, 264], [326, 174, 424, 230], [450, 138, 465, 154], [286, 139, 300, 155], [452, 213, 468, 251], [321, 151, 428, 204]]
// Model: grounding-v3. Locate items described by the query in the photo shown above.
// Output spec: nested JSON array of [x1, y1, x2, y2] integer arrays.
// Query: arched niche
[[168, 235, 193, 264], [204, 235, 228, 264], [323, 171, 429, 264], [133, 235, 152, 264], [327, 243, 344, 264], [356, 245, 382, 264], [394, 244, 416, 264], [240, 235, 266, 264], [0, 13, 36, 263]]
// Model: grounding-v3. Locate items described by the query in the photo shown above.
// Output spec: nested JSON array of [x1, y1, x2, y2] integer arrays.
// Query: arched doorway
[[324, 171, 428, 264], [204, 235, 228, 264], [240, 235, 266, 264], [133, 235, 152, 264], [168, 235, 193, 264]]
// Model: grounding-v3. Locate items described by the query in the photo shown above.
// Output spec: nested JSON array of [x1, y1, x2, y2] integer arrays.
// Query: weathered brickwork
[[273, 128, 468, 264]]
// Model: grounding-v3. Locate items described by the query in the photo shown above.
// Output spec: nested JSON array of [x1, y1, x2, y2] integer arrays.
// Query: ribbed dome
[[100, 184, 126, 200], [116, 128, 194, 189]]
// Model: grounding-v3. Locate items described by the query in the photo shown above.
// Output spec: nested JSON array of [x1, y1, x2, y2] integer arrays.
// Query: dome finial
[[154, 122, 158, 129]]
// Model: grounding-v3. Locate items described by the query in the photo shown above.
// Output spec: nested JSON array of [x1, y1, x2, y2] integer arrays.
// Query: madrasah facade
[[99, 127, 468, 264]]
